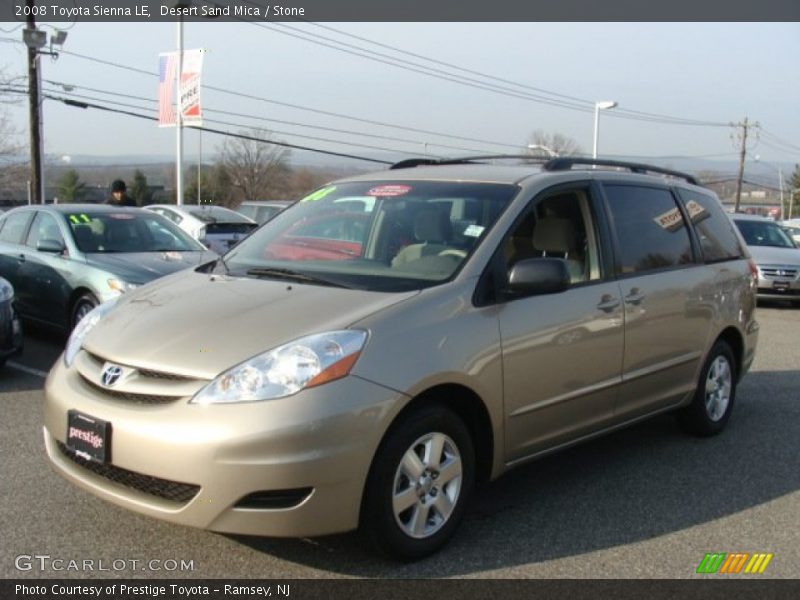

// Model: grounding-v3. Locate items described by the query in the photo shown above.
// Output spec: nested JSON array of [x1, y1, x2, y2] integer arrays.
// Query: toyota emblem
[[101, 364, 124, 387]]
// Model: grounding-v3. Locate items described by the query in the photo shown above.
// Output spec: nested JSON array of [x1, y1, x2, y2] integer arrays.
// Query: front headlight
[[0, 279, 13, 303], [107, 278, 138, 294], [191, 330, 368, 405], [64, 299, 118, 368]]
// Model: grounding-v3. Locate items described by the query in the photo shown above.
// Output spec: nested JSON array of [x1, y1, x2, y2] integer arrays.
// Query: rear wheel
[[361, 404, 475, 561], [71, 293, 99, 330], [677, 340, 737, 436]]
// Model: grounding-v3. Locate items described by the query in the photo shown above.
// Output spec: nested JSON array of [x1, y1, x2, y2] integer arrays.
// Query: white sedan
[[146, 204, 258, 255]]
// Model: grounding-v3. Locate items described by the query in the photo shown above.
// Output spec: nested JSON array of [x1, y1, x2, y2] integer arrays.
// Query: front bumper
[[0, 301, 23, 360], [756, 267, 800, 302], [44, 357, 406, 537]]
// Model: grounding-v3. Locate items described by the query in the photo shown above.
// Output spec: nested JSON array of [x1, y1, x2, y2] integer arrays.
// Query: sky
[[1, 21, 799, 176]]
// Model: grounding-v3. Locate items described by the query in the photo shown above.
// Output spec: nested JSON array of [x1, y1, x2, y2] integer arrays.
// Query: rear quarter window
[[676, 188, 745, 262], [603, 184, 694, 275]]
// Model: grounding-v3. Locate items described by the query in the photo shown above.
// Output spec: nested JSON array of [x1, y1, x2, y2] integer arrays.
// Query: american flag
[[158, 53, 177, 126]]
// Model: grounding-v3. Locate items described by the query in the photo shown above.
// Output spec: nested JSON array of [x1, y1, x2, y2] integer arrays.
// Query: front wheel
[[677, 340, 737, 436], [361, 404, 475, 561], [71, 293, 99, 330]]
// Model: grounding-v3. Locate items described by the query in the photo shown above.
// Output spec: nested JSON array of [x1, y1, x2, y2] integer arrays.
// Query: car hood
[[82, 270, 418, 379], [747, 245, 800, 266], [84, 251, 217, 283]]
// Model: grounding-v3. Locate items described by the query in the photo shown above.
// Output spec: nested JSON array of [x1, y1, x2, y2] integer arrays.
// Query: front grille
[[81, 376, 182, 405], [758, 287, 800, 296], [136, 368, 193, 381], [760, 267, 799, 279], [86, 352, 193, 382], [57, 441, 200, 504]]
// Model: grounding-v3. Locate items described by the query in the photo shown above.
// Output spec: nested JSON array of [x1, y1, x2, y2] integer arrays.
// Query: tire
[[361, 404, 475, 561], [71, 293, 99, 330], [677, 340, 737, 436]]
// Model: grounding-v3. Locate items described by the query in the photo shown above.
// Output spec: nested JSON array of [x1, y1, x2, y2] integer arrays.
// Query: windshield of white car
[[185, 206, 253, 224], [224, 181, 517, 292], [734, 219, 796, 249]]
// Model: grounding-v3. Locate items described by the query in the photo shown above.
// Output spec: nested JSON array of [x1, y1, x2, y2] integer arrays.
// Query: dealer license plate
[[773, 280, 791, 291], [66, 410, 111, 463]]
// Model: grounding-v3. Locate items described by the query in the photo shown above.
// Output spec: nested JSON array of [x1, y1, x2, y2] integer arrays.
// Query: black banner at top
[[1, 0, 800, 22]]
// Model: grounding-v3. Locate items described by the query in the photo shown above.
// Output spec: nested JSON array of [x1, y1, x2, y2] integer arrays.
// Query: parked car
[[235, 200, 294, 225], [779, 219, 800, 246], [44, 158, 758, 560], [146, 204, 257, 255], [732, 214, 800, 304], [0, 205, 216, 330], [0, 276, 23, 367]]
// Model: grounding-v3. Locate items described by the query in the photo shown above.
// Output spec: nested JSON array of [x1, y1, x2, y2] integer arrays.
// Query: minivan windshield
[[223, 181, 517, 291]]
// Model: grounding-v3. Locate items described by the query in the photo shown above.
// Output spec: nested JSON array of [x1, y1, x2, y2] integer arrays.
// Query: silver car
[[732, 214, 800, 304], [44, 158, 758, 560]]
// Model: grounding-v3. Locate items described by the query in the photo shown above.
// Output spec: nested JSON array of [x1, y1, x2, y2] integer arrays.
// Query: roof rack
[[389, 155, 547, 170], [543, 157, 699, 185], [389, 155, 700, 186]]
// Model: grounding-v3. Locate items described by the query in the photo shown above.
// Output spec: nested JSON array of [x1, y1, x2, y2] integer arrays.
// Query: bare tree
[[525, 130, 584, 158], [220, 129, 291, 205], [0, 90, 26, 202]]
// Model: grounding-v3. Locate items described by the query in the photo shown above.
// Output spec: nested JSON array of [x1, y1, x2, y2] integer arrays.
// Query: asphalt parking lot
[[1, 305, 798, 579]]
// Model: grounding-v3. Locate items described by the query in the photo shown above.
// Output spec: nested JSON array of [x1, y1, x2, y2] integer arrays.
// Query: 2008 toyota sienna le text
[[44, 157, 759, 560]]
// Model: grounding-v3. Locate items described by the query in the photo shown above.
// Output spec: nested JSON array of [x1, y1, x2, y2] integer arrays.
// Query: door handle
[[596, 294, 621, 312], [16, 254, 25, 263], [625, 288, 645, 305]]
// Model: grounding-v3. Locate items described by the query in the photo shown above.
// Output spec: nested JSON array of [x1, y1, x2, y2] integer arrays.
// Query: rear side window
[[604, 184, 694, 275], [0, 212, 32, 244], [676, 189, 744, 262]]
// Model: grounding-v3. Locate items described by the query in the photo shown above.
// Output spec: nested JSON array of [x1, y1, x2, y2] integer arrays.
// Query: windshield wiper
[[244, 267, 349, 288]]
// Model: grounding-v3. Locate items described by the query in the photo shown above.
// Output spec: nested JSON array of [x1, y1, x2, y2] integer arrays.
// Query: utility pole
[[25, 0, 43, 204], [733, 117, 759, 213]]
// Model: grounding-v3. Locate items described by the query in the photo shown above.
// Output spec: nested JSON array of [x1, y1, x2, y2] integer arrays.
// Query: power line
[[42, 79, 502, 155], [286, 18, 731, 128], [31, 84, 454, 157], [30, 43, 527, 150], [3, 88, 395, 165]]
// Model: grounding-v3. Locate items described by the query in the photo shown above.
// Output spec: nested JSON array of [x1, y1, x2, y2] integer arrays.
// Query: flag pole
[[176, 16, 184, 206]]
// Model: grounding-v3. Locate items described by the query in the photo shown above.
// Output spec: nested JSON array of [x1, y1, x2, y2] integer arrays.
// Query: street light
[[592, 100, 618, 159], [753, 155, 786, 220]]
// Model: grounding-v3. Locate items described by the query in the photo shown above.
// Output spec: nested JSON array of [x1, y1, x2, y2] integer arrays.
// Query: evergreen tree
[[129, 169, 152, 206], [56, 169, 86, 203]]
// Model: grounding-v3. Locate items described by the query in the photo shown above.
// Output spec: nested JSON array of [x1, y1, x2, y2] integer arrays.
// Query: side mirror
[[507, 257, 570, 296], [37, 238, 66, 254]]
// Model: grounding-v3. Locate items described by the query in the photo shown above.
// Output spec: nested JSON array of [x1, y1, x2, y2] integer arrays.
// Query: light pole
[[753, 155, 786, 220], [592, 100, 617, 159]]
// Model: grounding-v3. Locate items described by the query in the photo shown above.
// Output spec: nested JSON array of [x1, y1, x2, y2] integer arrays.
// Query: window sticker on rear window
[[685, 200, 708, 222], [368, 185, 412, 197], [301, 186, 337, 203], [463, 224, 485, 237], [68, 214, 91, 224], [653, 207, 685, 232]]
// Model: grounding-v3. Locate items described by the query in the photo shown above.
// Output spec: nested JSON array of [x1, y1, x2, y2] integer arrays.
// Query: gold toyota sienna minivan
[[44, 157, 759, 560]]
